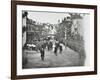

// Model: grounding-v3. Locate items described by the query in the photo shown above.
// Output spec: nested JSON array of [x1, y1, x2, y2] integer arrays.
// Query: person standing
[[54, 41, 59, 56], [39, 46, 45, 61], [59, 42, 63, 54], [40, 41, 47, 61]]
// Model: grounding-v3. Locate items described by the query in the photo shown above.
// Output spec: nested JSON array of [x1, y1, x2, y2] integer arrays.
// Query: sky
[[27, 11, 71, 24]]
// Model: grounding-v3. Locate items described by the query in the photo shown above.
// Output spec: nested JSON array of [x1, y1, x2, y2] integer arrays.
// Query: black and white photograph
[[11, 1, 97, 79], [22, 11, 87, 69]]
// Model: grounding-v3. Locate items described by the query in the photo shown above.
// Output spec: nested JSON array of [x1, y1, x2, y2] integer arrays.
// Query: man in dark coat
[[54, 41, 59, 56], [39, 46, 45, 61]]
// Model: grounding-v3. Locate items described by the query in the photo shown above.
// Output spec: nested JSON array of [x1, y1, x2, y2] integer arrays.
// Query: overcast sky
[[27, 11, 71, 24]]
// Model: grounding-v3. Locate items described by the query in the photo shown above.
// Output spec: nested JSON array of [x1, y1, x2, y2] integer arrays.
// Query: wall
[[0, 0, 99, 80]]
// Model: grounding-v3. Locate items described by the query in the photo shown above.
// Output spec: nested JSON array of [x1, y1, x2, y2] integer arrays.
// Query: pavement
[[23, 46, 81, 69]]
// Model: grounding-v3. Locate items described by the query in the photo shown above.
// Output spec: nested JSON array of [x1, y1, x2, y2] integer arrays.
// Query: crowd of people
[[34, 38, 65, 61], [23, 36, 65, 61]]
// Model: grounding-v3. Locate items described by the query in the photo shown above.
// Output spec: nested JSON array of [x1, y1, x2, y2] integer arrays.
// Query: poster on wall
[[11, 1, 97, 79]]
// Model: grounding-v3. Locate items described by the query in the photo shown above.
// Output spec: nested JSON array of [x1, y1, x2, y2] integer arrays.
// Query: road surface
[[23, 46, 82, 69]]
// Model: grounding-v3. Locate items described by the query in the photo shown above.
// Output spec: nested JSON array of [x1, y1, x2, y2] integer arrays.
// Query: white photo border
[[17, 5, 95, 76]]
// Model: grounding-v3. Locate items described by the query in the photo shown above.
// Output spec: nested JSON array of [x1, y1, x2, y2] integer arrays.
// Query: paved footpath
[[23, 47, 80, 69]]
